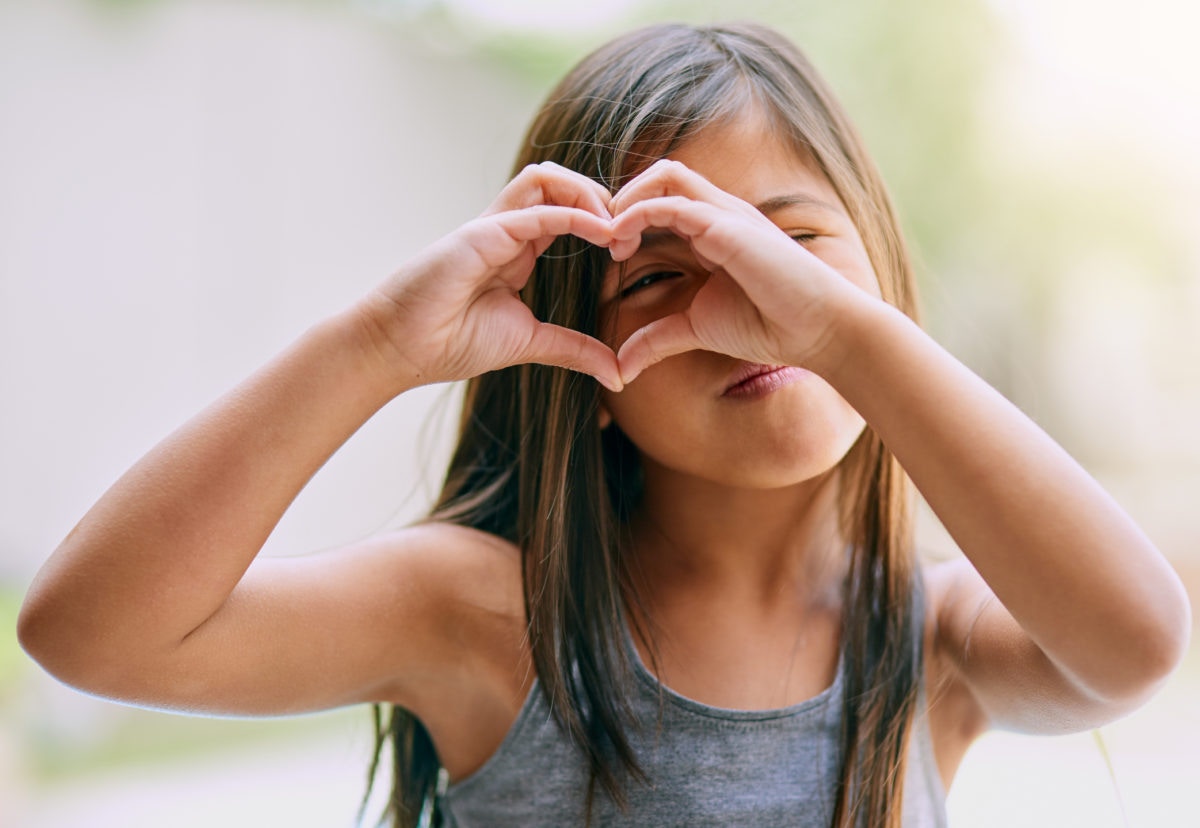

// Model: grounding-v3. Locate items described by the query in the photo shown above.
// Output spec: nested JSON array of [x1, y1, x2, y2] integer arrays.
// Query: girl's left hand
[[607, 159, 877, 382]]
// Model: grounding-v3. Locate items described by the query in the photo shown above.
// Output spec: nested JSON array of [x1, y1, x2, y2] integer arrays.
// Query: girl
[[17, 21, 1190, 828]]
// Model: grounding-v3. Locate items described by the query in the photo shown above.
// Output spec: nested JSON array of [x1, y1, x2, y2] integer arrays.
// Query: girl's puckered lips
[[721, 362, 809, 398]]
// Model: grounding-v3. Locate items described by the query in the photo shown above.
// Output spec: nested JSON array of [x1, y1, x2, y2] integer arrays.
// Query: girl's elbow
[[16, 591, 58, 668], [17, 590, 123, 696], [1111, 587, 1192, 706], [17, 593, 84, 686], [1150, 587, 1192, 681]]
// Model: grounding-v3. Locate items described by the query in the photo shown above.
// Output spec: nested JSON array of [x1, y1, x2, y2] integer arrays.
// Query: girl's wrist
[[315, 300, 427, 406], [799, 286, 904, 383]]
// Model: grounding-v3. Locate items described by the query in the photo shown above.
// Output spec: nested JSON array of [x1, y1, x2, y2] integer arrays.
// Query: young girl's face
[[599, 111, 882, 491]]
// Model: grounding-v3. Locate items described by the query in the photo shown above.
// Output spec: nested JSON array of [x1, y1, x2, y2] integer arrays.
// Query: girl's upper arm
[[925, 557, 1149, 738], [70, 523, 523, 719]]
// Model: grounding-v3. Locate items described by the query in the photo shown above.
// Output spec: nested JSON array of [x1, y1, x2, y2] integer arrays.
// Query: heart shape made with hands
[[598, 160, 843, 387], [451, 159, 850, 393]]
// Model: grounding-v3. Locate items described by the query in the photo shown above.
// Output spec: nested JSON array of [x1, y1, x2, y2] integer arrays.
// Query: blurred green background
[[2, 0, 1197, 825]]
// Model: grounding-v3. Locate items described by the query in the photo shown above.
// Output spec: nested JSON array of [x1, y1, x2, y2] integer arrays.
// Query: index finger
[[468, 204, 615, 271], [609, 159, 758, 220], [483, 161, 613, 219]]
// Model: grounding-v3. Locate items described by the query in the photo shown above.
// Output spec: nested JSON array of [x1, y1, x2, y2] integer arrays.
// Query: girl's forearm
[[816, 296, 1191, 702], [18, 305, 410, 679], [19, 170, 620, 692]]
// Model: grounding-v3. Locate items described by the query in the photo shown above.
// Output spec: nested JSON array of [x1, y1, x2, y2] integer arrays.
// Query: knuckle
[[516, 163, 543, 181], [533, 161, 569, 183]]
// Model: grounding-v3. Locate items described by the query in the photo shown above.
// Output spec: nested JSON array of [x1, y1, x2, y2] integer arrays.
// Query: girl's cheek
[[632, 274, 708, 318], [609, 304, 671, 349], [846, 263, 883, 300], [608, 315, 647, 351], [600, 294, 671, 349], [602, 271, 710, 349], [597, 306, 625, 350], [811, 245, 881, 300], [835, 243, 883, 299]]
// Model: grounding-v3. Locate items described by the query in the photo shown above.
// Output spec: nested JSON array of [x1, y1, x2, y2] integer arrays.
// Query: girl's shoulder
[[368, 522, 532, 778], [390, 522, 525, 613], [336, 521, 526, 660], [371, 522, 529, 678]]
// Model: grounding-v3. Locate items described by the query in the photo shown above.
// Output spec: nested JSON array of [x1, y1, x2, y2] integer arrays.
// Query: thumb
[[616, 312, 700, 384], [519, 322, 624, 392]]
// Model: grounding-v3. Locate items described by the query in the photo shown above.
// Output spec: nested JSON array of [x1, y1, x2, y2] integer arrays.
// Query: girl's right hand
[[357, 162, 623, 392]]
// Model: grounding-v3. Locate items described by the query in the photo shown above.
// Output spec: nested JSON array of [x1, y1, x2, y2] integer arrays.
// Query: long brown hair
[[366, 22, 923, 828]]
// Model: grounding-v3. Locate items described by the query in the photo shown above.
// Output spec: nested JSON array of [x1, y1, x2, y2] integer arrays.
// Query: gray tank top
[[440, 618, 948, 827]]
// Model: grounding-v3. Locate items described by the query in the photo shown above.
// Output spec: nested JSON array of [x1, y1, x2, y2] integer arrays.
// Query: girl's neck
[[627, 463, 847, 610]]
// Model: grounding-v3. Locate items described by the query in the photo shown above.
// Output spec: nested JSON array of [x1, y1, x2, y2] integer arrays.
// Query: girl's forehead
[[663, 116, 844, 214]]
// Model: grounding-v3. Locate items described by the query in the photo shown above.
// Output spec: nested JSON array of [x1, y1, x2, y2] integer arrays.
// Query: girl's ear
[[598, 404, 613, 430]]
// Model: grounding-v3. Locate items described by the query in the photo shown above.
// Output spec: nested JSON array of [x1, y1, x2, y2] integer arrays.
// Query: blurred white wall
[[0, 0, 540, 584], [1, 3, 535, 822]]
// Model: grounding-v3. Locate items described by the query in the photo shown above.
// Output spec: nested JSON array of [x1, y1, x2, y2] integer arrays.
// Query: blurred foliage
[[24, 706, 358, 780], [0, 591, 24, 697]]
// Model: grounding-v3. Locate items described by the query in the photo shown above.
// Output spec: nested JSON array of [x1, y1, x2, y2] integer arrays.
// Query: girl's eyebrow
[[755, 193, 842, 217]]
